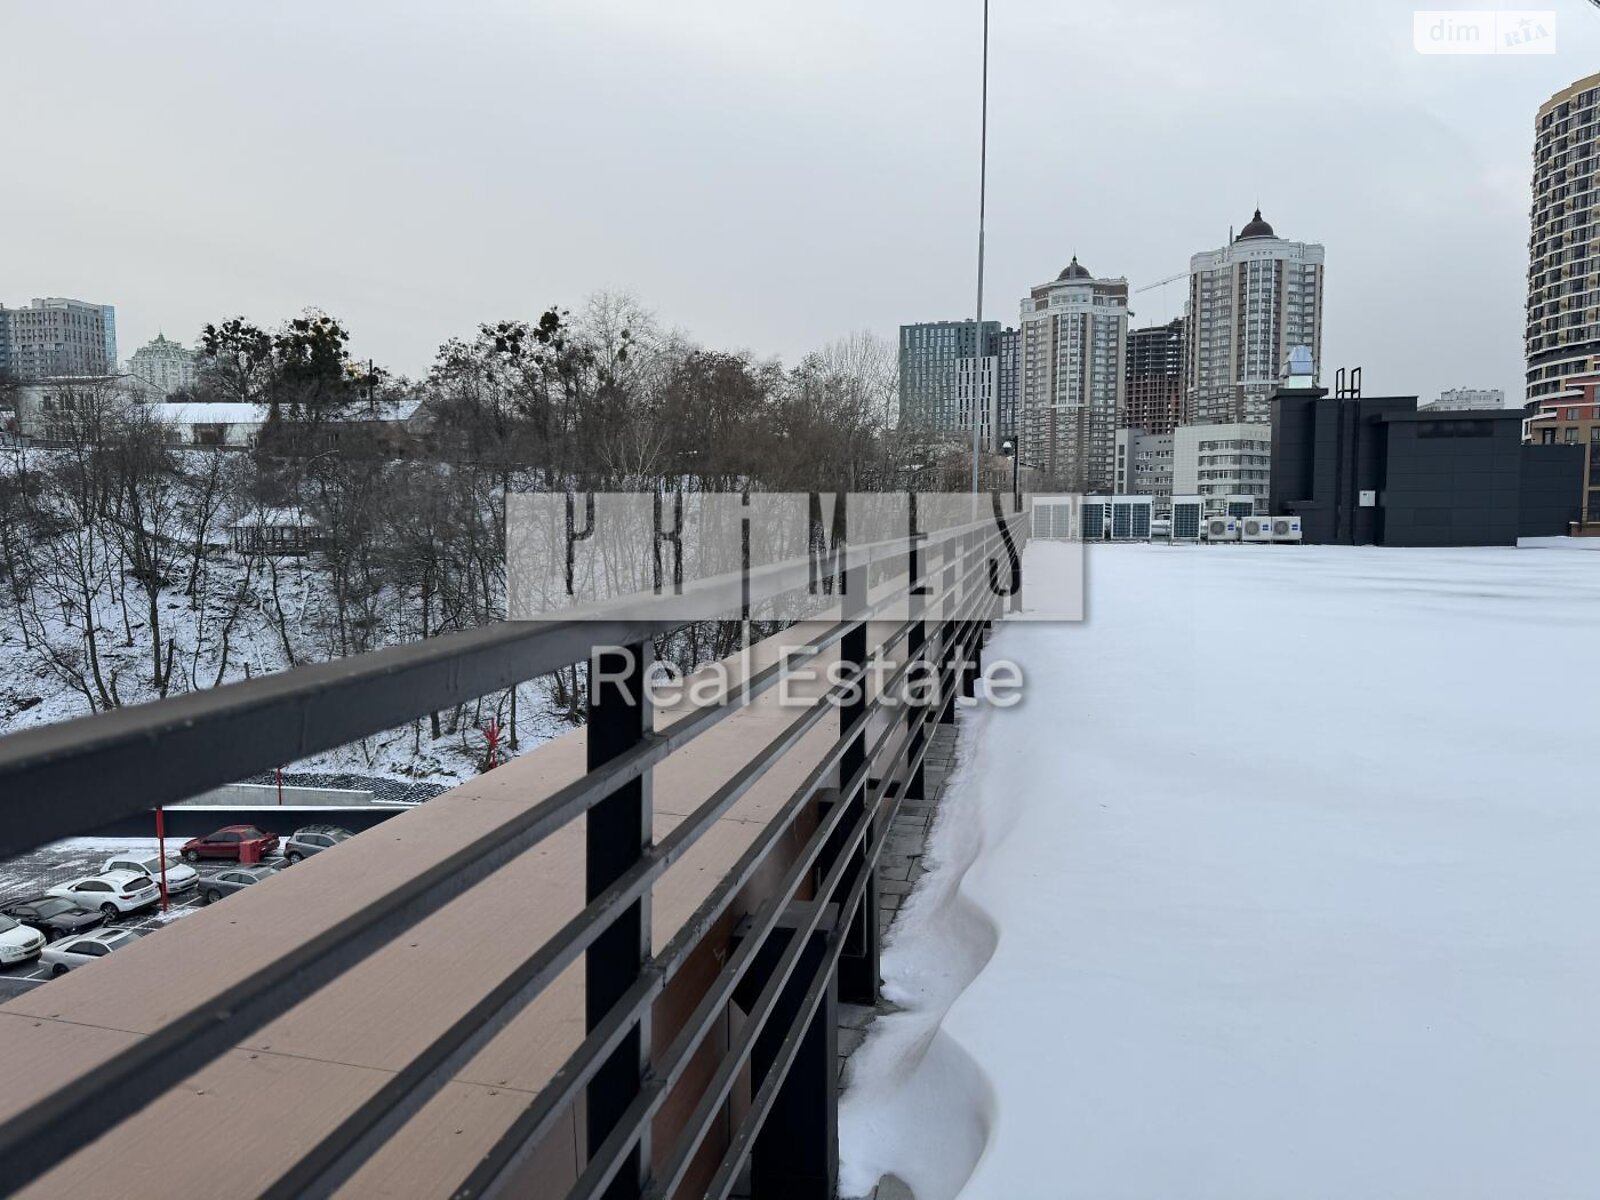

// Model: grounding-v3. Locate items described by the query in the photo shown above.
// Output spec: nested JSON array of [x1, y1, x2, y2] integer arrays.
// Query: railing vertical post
[[938, 526, 959, 725], [585, 642, 654, 1200], [960, 528, 979, 701], [735, 904, 840, 1199], [905, 511, 928, 803], [974, 523, 989, 686], [832, 521, 878, 1006], [1010, 504, 1025, 614]]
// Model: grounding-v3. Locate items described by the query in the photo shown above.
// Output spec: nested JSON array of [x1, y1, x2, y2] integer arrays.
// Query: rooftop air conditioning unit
[[1110, 496, 1154, 541], [1081, 500, 1110, 542], [1202, 516, 1239, 542], [1240, 516, 1274, 543], [1171, 497, 1204, 541], [1270, 516, 1303, 543], [1032, 497, 1077, 540]]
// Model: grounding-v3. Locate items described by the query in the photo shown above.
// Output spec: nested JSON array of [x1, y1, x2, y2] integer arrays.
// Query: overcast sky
[[3, 0, 1598, 402]]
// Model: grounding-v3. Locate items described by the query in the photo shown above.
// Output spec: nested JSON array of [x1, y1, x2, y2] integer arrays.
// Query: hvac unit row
[[1082, 497, 1153, 541], [1032, 496, 1301, 543], [1206, 515, 1302, 543], [1031, 495, 1154, 541]]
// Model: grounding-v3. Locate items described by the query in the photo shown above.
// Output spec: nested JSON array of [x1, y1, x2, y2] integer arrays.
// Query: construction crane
[[1135, 271, 1187, 293], [1130, 271, 1188, 326]]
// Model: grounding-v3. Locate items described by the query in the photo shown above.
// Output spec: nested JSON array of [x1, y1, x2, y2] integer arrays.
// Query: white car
[[40, 928, 140, 976], [101, 852, 198, 893], [0, 914, 47, 966], [47, 870, 160, 919]]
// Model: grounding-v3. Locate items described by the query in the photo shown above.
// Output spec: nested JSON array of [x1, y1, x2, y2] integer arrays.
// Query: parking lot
[[0, 837, 288, 998]]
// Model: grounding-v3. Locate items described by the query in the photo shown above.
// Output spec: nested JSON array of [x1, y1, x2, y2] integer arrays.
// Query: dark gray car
[[284, 824, 354, 864], [0, 896, 105, 942], [199, 866, 277, 905]]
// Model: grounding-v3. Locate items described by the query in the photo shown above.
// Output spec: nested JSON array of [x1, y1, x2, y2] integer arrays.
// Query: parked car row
[[190, 825, 352, 904], [0, 824, 357, 978]]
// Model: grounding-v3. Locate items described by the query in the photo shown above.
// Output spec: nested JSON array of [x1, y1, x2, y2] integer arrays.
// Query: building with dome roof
[[1184, 209, 1325, 424], [1018, 256, 1129, 491], [125, 333, 199, 399]]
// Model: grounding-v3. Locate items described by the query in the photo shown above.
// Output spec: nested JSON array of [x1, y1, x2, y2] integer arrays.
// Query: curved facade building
[[1527, 72, 1600, 412]]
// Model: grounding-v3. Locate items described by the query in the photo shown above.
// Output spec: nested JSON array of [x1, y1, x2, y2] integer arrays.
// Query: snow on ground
[[841, 538, 1600, 1200]]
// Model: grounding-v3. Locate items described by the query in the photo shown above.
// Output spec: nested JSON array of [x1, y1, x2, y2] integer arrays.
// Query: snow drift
[[841, 538, 1600, 1200]]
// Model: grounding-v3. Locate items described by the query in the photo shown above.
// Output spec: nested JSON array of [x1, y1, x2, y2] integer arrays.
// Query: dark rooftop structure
[[1270, 387, 1584, 546]]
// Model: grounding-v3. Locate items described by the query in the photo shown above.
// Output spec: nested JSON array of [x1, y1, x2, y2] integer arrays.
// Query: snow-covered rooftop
[[842, 537, 1600, 1200], [151, 402, 265, 424]]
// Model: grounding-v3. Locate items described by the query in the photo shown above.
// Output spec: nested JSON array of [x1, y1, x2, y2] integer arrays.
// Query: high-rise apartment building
[[1526, 72, 1600, 412], [995, 326, 1019, 445], [1185, 210, 1324, 425], [126, 333, 199, 399], [0, 297, 117, 378], [898, 319, 1016, 450], [1125, 318, 1184, 435], [1018, 257, 1128, 492]]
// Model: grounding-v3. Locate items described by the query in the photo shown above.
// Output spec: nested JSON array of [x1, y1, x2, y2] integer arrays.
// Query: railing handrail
[[0, 502, 1020, 860], [0, 496, 1029, 1199]]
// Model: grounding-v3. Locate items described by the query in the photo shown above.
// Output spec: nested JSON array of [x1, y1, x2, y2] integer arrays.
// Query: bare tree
[[101, 405, 185, 695]]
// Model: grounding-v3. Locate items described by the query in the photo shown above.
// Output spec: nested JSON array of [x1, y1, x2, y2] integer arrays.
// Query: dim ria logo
[[1413, 10, 1556, 53]]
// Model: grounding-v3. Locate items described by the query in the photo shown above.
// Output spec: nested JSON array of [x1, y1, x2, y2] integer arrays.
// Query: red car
[[180, 825, 279, 863]]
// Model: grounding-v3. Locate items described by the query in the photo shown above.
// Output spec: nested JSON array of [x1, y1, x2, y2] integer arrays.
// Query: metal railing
[[0, 492, 1028, 1199]]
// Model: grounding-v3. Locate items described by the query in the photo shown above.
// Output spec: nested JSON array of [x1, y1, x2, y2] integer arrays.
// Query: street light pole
[[971, 0, 990, 496]]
